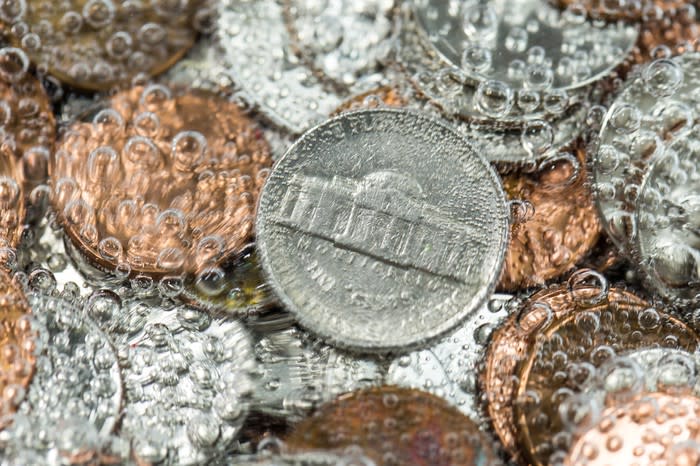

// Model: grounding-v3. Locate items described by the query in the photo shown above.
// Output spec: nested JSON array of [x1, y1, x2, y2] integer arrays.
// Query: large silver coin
[[256, 109, 509, 352], [594, 53, 700, 252], [635, 134, 700, 304]]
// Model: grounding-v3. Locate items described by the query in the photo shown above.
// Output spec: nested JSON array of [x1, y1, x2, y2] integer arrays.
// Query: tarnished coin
[[593, 52, 700, 251], [498, 147, 600, 291], [551, 0, 687, 21], [1, 290, 123, 462], [0, 0, 210, 91], [216, 0, 342, 135], [285, 386, 500, 466], [635, 133, 700, 304], [118, 304, 256, 465], [0, 270, 35, 429], [256, 109, 508, 352], [387, 294, 513, 420], [484, 275, 700, 465], [565, 393, 700, 466], [403, 0, 637, 123], [283, 0, 396, 91], [50, 84, 272, 279], [633, 8, 700, 65]]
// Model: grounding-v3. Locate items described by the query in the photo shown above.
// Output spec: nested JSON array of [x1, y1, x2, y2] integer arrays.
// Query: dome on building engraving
[[361, 171, 424, 199]]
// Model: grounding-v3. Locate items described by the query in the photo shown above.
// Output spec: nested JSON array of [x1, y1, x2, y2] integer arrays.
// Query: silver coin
[[250, 323, 382, 420], [2, 292, 123, 462], [231, 451, 376, 466], [594, 53, 700, 251], [412, 0, 636, 92], [256, 109, 509, 352], [283, 0, 396, 91], [635, 134, 700, 303], [118, 304, 256, 465], [215, 0, 341, 135], [386, 294, 512, 420]]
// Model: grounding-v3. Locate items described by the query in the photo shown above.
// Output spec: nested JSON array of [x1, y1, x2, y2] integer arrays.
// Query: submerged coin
[[0, 270, 35, 429], [484, 277, 700, 465], [256, 109, 508, 352], [50, 84, 272, 279], [551, 0, 687, 21], [285, 386, 500, 466], [565, 393, 700, 466], [0, 0, 208, 91], [333, 86, 408, 115], [216, 0, 342, 134], [498, 147, 600, 291]]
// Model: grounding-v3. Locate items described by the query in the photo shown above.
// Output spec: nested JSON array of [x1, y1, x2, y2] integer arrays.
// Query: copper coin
[[332, 86, 408, 115], [0, 1, 208, 91], [50, 85, 273, 278], [551, 0, 687, 21], [497, 147, 600, 291], [566, 393, 700, 466], [633, 12, 700, 65], [285, 386, 499, 466], [0, 270, 35, 429], [483, 282, 699, 465]]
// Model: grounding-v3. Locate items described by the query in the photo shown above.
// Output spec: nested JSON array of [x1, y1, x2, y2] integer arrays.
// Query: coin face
[[593, 53, 700, 251], [50, 85, 272, 279], [484, 282, 700, 465], [498, 148, 600, 291], [285, 386, 500, 466], [256, 109, 508, 352], [0, 270, 35, 429], [552, 0, 688, 21], [565, 393, 700, 466], [0, 0, 207, 91]]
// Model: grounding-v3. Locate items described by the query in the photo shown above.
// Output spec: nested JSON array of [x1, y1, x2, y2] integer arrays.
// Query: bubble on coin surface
[[0, 0, 212, 91], [635, 132, 700, 304], [283, 0, 396, 90], [0, 289, 123, 462], [593, 52, 699, 251], [256, 109, 509, 352], [117, 303, 256, 465], [216, 0, 342, 134], [387, 294, 513, 420], [285, 386, 502, 466], [233, 451, 377, 465]]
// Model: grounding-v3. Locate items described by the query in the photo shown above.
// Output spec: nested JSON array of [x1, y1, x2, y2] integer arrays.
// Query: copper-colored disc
[[551, 0, 687, 21], [0, 1, 206, 91], [483, 284, 700, 465], [497, 148, 600, 291], [633, 15, 700, 65], [0, 270, 35, 429], [0, 51, 55, 246], [332, 87, 407, 115], [285, 386, 499, 466], [566, 393, 700, 466], [50, 85, 273, 278]]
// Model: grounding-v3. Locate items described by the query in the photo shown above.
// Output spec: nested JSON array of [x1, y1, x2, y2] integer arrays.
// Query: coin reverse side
[[256, 109, 508, 352]]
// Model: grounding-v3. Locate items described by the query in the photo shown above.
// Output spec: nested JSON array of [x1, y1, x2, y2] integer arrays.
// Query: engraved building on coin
[[256, 109, 509, 352]]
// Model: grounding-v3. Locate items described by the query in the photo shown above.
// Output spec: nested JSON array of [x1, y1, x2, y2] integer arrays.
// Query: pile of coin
[[0, 0, 700, 465]]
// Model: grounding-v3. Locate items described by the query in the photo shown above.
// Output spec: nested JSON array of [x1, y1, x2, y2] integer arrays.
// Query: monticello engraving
[[273, 171, 480, 283]]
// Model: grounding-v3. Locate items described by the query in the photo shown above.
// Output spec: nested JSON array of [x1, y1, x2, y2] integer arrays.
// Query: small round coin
[[565, 393, 700, 466], [285, 386, 500, 466], [498, 147, 600, 291], [50, 84, 272, 279], [0, 0, 208, 91], [484, 278, 700, 465], [256, 109, 509, 352], [0, 269, 35, 429]]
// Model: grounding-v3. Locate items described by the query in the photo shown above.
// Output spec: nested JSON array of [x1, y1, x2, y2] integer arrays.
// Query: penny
[[634, 132, 700, 304], [285, 386, 500, 466], [0, 269, 35, 430], [50, 84, 272, 279], [0, 0, 208, 91], [256, 109, 508, 352], [593, 52, 700, 252], [216, 0, 342, 135], [551, 0, 687, 21], [402, 0, 637, 124], [498, 147, 600, 291], [632, 9, 700, 65], [565, 393, 700, 466], [283, 0, 396, 92], [484, 278, 700, 465]]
